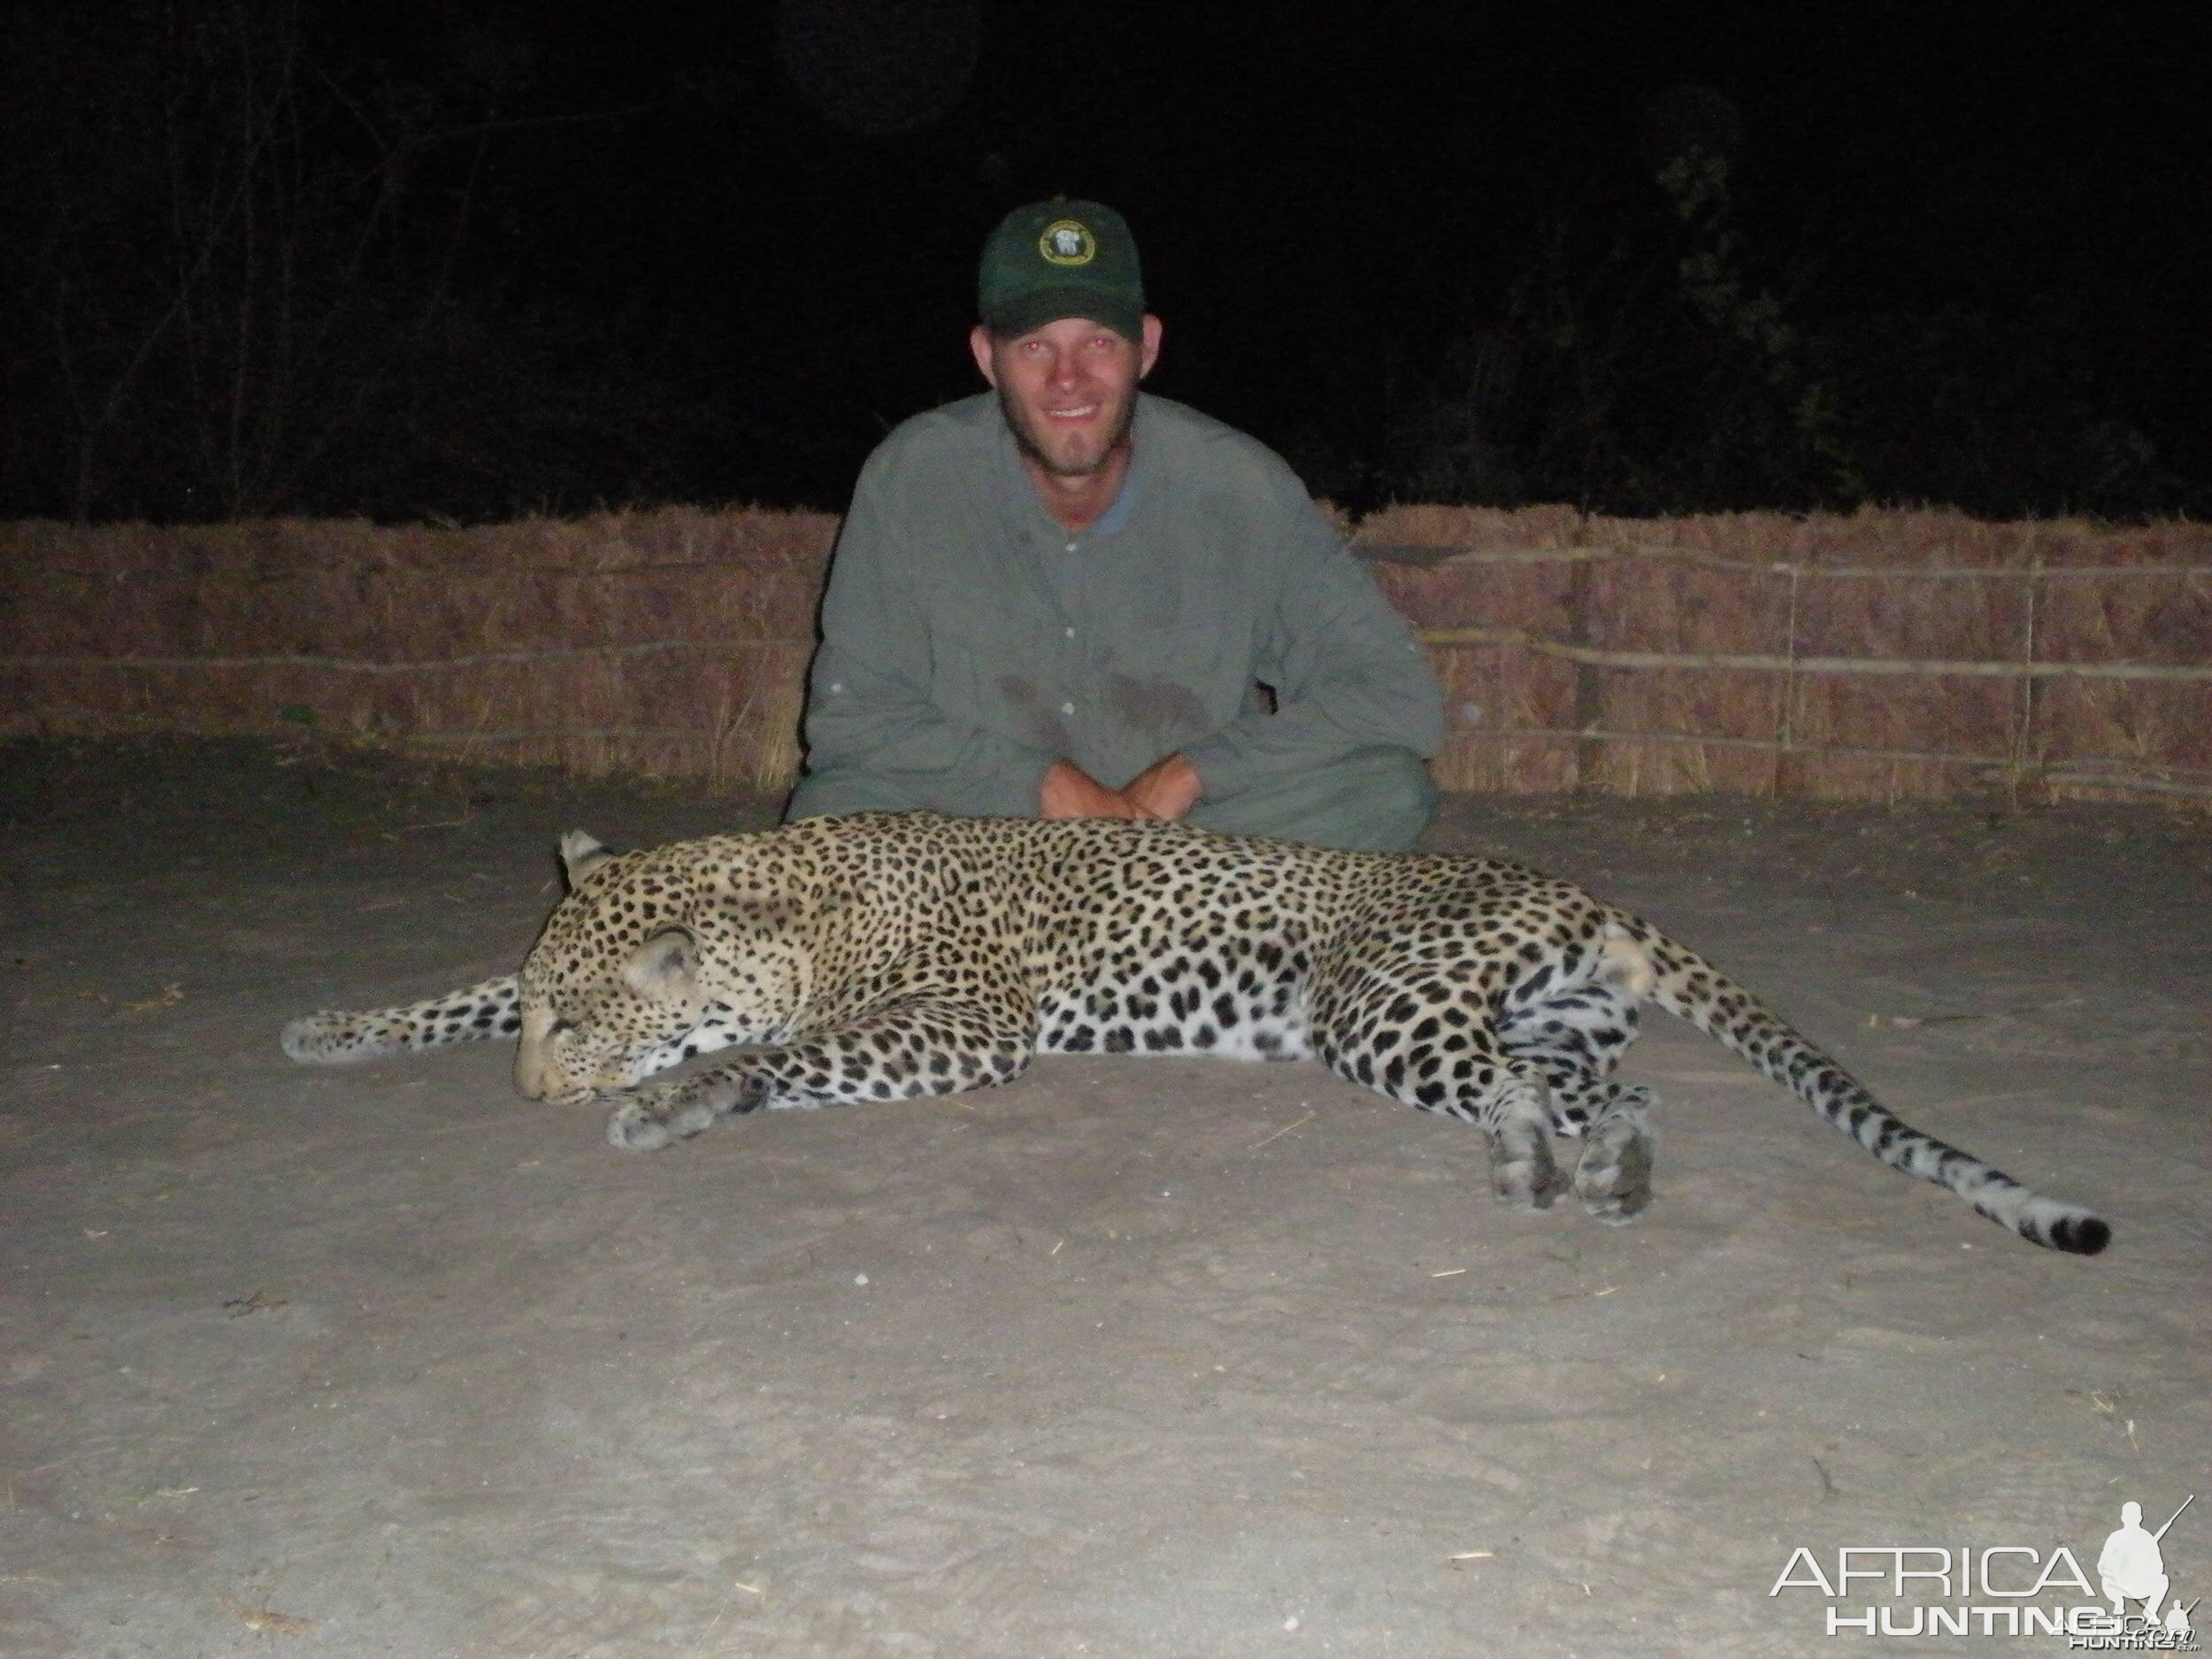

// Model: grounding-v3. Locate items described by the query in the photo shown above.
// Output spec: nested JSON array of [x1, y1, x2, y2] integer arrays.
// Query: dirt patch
[[4, 740, 2208, 1656]]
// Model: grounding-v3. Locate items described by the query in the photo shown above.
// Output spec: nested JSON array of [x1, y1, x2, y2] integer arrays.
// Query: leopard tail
[[1617, 926, 2110, 1255]]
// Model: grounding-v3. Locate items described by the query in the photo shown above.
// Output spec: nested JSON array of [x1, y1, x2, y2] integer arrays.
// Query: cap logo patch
[[1038, 219, 1096, 266]]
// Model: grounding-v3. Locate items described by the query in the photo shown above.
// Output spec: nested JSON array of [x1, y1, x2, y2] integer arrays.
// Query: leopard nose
[[513, 1041, 557, 1101]]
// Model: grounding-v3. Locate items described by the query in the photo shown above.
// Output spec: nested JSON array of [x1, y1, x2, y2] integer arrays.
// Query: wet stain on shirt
[[1107, 672, 1209, 746], [997, 672, 1071, 753]]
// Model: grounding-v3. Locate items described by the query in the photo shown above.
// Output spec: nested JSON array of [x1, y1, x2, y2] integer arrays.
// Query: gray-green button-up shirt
[[798, 391, 1445, 818]]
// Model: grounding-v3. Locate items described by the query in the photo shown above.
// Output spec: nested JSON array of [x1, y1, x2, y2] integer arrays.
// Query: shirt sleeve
[[1181, 491, 1446, 801], [799, 456, 1058, 818]]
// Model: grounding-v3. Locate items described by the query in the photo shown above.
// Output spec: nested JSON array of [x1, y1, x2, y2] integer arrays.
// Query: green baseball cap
[[978, 198, 1145, 342]]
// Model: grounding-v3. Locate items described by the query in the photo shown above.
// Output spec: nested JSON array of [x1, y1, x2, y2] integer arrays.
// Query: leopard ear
[[623, 926, 700, 999], [559, 830, 615, 889]]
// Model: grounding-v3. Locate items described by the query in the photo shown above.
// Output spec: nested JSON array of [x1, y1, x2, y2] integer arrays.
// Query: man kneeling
[[787, 198, 1445, 853]]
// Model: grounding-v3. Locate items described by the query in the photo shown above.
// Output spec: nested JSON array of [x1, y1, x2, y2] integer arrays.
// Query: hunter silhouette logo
[[1038, 219, 1096, 265], [2099, 1497, 2194, 1636]]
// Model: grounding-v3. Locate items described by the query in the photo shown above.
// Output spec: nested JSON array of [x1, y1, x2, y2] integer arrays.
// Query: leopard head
[[513, 831, 810, 1104]]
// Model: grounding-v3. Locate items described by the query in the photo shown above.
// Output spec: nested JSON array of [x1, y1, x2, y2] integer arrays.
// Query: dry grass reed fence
[[1, 508, 829, 795], [1366, 506, 2212, 806], [4, 504, 2208, 807]]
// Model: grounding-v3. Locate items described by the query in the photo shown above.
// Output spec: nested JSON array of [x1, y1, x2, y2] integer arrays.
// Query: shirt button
[[1064, 541, 1078, 554], [1060, 702, 1076, 716], [1064, 626, 1076, 638]]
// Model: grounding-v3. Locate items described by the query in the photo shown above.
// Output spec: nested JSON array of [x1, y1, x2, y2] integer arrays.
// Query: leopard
[[281, 810, 2111, 1254]]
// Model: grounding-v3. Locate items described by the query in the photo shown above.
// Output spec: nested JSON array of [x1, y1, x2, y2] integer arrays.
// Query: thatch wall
[[1365, 506, 2212, 805], [4, 505, 2208, 805], [1, 509, 829, 794]]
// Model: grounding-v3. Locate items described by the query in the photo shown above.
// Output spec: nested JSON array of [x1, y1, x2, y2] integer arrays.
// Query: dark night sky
[[12, 0, 2210, 517], [504, 0, 2209, 506]]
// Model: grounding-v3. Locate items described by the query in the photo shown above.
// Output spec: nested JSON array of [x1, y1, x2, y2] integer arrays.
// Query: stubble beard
[[999, 383, 1137, 479]]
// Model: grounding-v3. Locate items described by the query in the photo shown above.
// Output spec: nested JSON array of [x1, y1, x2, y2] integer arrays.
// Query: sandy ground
[[2, 738, 2208, 1659]]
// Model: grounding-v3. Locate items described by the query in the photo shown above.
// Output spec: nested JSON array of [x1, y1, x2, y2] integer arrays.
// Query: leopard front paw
[[281, 1011, 384, 1064], [604, 1072, 771, 1152], [606, 1094, 676, 1151]]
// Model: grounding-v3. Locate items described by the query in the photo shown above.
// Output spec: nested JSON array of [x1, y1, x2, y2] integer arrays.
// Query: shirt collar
[[1091, 401, 1148, 536]]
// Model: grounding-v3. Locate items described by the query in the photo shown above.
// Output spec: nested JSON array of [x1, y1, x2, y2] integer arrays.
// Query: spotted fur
[[282, 812, 2110, 1254]]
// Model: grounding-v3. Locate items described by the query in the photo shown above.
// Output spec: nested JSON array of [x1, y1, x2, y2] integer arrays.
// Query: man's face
[[969, 314, 1164, 479]]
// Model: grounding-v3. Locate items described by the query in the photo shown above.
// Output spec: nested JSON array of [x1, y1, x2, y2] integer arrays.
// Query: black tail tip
[[2049, 1215, 2112, 1256]]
